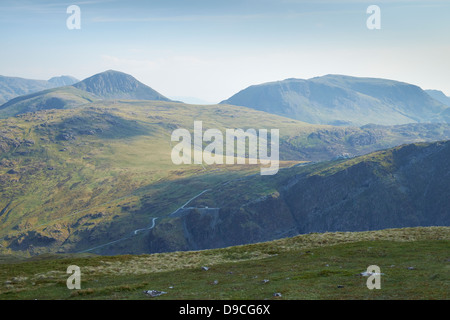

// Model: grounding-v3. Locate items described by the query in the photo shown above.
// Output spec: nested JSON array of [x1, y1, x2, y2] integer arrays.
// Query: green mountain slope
[[0, 86, 98, 118], [0, 101, 315, 256], [221, 75, 450, 126], [0, 99, 449, 256]]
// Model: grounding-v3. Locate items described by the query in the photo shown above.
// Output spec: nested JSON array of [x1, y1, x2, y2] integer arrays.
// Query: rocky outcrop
[[8, 231, 57, 251]]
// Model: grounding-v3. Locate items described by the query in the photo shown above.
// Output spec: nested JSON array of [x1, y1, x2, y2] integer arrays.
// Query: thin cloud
[[0, 0, 119, 15], [91, 13, 269, 23]]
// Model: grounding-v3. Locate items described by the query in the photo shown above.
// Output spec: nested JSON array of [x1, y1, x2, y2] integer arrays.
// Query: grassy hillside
[[0, 227, 448, 300], [0, 86, 97, 118], [1, 100, 450, 257], [0, 101, 317, 256]]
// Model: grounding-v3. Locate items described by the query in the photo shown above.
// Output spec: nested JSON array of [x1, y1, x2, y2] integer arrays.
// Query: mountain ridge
[[0, 70, 171, 117], [426, 89, 450, 106], [0, 75, 79, 105], [221, 74, 450, 126], [0, 86, 98, 118]]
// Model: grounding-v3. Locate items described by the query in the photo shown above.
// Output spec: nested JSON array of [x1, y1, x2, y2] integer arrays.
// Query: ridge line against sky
[[0, 0, 449, 103]]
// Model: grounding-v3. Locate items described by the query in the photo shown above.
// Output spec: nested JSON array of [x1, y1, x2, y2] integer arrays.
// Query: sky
[[0, 0, 449, 103]]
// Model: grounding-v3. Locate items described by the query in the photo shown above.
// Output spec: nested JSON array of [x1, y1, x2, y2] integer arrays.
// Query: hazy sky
[[0, 0, 449, 103]]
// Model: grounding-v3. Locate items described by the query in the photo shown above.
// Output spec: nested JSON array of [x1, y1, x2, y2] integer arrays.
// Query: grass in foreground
[[0, 227, 448, 300]]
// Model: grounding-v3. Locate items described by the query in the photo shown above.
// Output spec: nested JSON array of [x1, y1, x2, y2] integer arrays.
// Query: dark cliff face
[[145, 141, 450, 253], [145, 200, 298, 254], [284, 141, 450, 233]]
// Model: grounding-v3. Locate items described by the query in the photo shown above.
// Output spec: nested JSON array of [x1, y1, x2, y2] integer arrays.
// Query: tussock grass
[[0, 227, 448, 300]]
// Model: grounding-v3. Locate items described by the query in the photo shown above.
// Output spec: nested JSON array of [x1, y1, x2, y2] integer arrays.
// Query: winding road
[[133, 217, 158, 235], [78, 217, 158, 254], [78, 189, 210, 253], [170, 189, 211, 217]]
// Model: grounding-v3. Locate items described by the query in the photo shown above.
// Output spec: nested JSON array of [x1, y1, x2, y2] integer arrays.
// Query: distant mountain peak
[[73, 70, 171, 101], [48, 75, 79, 86], [103, 69, 127, 75]]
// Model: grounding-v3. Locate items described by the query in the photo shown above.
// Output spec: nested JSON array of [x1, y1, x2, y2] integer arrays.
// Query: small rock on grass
[[143, 290, 167, 297]]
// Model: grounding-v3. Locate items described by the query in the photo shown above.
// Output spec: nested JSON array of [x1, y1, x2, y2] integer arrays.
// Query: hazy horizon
[[1, 0, 449, 103]]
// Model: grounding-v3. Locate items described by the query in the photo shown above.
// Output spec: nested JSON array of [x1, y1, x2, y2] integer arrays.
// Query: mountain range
[[0, 70, 449, 257], [0, 75, 79, 105], [221, 75, 450, 126], [0, 70, 171, 118]]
